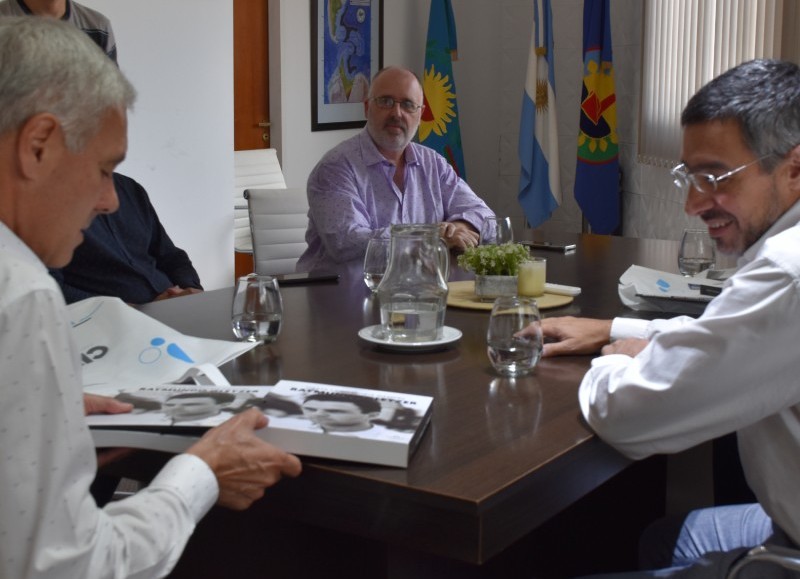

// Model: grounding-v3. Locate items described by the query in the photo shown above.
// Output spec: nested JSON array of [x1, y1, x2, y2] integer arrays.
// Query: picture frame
[[310, 0, 384, 131]]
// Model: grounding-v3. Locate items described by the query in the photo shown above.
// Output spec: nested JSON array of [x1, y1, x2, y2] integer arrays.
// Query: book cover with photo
[[87, 380, 434, 468]]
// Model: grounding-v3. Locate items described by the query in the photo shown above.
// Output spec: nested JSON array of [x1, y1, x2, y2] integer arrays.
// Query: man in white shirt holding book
[[0, 17, 301, 579]]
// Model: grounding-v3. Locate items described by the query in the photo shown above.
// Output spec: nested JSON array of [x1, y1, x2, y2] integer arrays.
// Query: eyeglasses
[[370, 96, 424, 113], [671, 156, 768, 195]]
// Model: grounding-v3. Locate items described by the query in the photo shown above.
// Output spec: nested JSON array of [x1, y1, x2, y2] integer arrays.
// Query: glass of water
[[678, 228, 716, 276], [363, 237, 390, 292], [479, 217, 514, 245], [231, 274, 283, 342], [486, 296, 542, 376]]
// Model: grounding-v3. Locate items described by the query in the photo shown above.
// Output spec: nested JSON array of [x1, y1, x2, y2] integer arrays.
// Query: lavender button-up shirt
[[297, 129, 494, 271]]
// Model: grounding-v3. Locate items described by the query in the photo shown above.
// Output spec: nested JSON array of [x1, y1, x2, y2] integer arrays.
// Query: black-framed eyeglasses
[[370, 96, 424, 113], [671, 156, 769, 195]]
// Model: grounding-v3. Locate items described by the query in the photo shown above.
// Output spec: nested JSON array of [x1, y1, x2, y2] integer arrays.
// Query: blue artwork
[[323, 0, 372, 104]]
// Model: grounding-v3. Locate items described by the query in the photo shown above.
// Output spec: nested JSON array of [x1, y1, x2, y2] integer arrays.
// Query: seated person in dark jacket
[[50, 172, 203, 304]]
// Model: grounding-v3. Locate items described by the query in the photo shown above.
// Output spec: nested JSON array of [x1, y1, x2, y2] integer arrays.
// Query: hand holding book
[[186, 408, 302, 510]]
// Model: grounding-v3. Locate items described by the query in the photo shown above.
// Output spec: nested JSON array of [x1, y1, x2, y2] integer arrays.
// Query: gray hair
[[0, 16, 136, 152], [681, 59, 800, 172]]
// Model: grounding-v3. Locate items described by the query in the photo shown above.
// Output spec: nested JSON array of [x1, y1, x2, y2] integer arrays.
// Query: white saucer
[[358, 325, 462, 352]]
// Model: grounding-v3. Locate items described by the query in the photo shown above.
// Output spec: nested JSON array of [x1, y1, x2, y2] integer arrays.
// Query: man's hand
[[154, 286, 203, 301], [439, 220, 479, 250], [84, 393, 134, 416], [187, 409, 302, 511], [517, 316, 613, 358], [601, 337, 649, 358]]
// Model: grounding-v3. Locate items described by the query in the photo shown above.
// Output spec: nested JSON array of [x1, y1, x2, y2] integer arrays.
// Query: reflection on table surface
[[121, 233, 679, 574]]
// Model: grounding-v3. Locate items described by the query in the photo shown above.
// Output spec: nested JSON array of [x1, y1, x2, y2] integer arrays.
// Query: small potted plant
[[457, 242, 530, 299]]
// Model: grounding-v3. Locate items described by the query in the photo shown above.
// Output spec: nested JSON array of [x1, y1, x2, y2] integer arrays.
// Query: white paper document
[[618, 265, 726, 315], [69, 296, 257, 394]]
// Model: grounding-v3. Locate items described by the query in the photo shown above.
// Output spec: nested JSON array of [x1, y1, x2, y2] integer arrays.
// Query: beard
[[367, 115, 417, 153], [704, 182, 784, 255]]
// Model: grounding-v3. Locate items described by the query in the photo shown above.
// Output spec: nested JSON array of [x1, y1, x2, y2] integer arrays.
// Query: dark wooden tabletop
[[125, 233, 681, 569]]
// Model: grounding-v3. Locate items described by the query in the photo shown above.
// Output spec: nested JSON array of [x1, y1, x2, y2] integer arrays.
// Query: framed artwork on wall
[[310, 0, 384, 131]]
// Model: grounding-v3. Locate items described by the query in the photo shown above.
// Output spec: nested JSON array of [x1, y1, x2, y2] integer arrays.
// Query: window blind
[[639, 0, 798, 167]]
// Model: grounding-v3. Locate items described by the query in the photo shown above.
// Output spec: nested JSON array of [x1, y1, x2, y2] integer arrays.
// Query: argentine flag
[[518, 0, 560, 229]]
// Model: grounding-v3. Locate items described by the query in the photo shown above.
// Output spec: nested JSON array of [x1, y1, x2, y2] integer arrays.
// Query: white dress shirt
[[579, 200, 800, 545], [0, 222, 218, 579]]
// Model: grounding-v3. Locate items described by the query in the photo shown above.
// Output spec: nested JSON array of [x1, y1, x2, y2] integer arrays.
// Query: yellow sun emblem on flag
[[419, 66, 457, 142], [535, 78, 549, 113]]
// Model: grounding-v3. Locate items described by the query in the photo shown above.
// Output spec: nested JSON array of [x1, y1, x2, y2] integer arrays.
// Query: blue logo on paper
[[138, 337, 195, 365]]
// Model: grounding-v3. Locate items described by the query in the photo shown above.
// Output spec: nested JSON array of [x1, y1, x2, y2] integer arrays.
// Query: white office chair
[[234, 149, 287, 256], [244, 187, 309, 275], [726, 544, 800, 578]]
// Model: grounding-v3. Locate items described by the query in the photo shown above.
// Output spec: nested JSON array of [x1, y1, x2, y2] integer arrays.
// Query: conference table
[[115, 233, 688, 578]]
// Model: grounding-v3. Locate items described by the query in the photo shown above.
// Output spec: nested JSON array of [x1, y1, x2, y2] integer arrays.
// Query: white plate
[[358, 325, 462, 352]]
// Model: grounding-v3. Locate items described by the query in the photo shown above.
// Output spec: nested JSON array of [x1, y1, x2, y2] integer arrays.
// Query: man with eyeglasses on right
[[297, 65, 494, 271], [517, 59, 800, 577]]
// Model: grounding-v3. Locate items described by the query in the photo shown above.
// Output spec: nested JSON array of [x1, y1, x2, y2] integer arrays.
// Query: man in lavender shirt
[[297, 66, 495, 271]]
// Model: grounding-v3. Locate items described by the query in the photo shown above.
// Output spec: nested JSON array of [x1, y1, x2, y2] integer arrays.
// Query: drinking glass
[[517, 257, 547, 297], [363, 237, 390, 292], [231, 274, 283, 342], [479, 217, 514, 245], [678, 228, 716, 276], [486, 296, 542, 376]]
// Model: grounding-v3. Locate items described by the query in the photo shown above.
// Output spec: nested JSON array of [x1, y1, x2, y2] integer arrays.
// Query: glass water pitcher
[[376, 223, 449, 342]]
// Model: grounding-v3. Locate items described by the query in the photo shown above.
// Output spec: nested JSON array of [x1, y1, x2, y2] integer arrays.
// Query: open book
[[87, 380, 433, 468]]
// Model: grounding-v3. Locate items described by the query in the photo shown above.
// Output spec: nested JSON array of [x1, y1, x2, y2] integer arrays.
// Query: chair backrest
[[245, 187, 309, 275], [234, 149, 287, 253]]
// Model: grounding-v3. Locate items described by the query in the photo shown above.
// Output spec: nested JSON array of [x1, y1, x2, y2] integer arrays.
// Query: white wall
[[83, 0, 234, 291]]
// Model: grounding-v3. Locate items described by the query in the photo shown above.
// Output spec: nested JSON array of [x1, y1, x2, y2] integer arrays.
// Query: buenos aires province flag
[[518, 0, 560, 229], [420, 0, 467, 178]]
